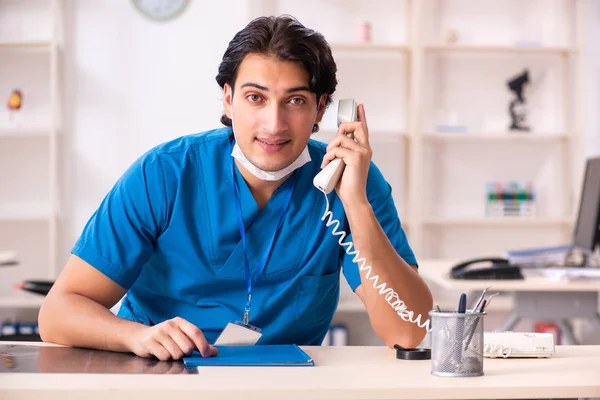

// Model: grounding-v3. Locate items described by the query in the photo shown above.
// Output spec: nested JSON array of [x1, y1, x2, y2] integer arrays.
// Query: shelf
[[422, 217, 573, 227], [330, 43, 409, 53], [0, 127, 50, 138], [372, 131, 409, 139], [0, 292, 44, 309], [314, 130, 408, 142], [0, 40, 51, 50], [424, 44, 573, 54], [422, 132, 571, 142], [0, 202, 53, 221]]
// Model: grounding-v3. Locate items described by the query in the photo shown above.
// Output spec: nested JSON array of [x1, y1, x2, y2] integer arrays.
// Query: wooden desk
[[1, 342, 600, 400], [419, 259, 600, 343]]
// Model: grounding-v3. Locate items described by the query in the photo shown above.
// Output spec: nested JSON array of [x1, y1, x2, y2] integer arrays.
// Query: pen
[[454, 293, 467, 367], [472, 286, 491, 313], [458, 293, 466, 314], [463, 298, 490, 351], [478, 299, 488, 313]]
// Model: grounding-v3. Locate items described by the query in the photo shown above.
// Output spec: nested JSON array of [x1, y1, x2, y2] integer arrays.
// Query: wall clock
[[131, 0, 190, 22]]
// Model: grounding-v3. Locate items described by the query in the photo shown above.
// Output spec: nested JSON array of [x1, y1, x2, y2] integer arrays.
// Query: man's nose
[[263, 105, 289, 134]]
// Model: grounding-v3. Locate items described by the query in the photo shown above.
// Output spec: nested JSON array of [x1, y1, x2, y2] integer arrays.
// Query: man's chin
[[248, 151, 296, 172], [250, 160, 291, 172]]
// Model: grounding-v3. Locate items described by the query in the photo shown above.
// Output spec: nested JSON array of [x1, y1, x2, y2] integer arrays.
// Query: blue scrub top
[[72, 127, 417, 345]]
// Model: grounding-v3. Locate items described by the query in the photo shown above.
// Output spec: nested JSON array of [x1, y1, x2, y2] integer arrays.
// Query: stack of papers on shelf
[[504, 245, 573, 266], [0, 251, 18, 266], [523, 267, 600, 281]]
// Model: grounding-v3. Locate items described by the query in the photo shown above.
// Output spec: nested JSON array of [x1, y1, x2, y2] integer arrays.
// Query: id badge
[[214, 321, 262, 346]]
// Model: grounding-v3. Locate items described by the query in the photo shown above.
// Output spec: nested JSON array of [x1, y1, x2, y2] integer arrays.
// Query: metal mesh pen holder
[[429, 310, 485, 377]]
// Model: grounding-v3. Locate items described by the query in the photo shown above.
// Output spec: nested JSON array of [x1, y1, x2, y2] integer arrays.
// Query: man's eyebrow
[[285, 85, 311, 93], [239, 83, 311, 93], [240, 83, 269, 91]]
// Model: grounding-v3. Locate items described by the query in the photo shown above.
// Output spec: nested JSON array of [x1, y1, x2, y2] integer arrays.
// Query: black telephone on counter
[[450, 257, 524, 280]]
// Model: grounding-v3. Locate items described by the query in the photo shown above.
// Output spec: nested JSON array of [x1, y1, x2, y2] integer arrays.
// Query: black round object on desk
[[394, 344, 431, 360]]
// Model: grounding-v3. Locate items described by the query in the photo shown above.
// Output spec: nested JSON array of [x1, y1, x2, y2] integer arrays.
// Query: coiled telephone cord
[[319, 191, 431, 332]]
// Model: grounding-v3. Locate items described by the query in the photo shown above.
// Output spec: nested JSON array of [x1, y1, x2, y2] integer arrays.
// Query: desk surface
[[1, 342, 599, 400], [419, 259, 600, 292]]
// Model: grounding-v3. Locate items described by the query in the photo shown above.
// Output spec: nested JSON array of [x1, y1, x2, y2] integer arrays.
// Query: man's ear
[[314, 94, 328, 124], [223, 83, 233, 119]]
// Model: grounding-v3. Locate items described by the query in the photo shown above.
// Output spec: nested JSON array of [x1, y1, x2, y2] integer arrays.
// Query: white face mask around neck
[[229, 106, 316, 181], [230, 141, 311, 181]]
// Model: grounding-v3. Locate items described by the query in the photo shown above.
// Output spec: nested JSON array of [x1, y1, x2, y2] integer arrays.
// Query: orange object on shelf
[[6, 89, 23, 111]]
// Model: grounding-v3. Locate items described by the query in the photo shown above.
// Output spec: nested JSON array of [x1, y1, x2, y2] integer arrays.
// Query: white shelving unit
[[0, 40, 52, 49], [0, 202, 53, 221], [423, 44, 574, 54], [415, 0, 583, 260], [248, 1, 584, 344], [422, 132, 572, 142], [0, 127, 50, 138], [0, 293, 44, 309], [0, 0, 62, 310], [249, 0, 583, 253], [422, 217, 573, 226], [330, 43, 409, 53]]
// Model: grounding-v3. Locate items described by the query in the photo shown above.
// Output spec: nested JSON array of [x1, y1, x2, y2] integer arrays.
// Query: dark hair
[[216, 15, 337, 133]]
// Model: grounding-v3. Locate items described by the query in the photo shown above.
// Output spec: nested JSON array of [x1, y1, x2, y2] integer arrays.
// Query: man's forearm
[[345, 200, 433, 348], [39, 292, 143, 353]]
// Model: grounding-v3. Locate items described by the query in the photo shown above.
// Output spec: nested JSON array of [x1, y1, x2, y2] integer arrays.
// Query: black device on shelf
[[0, 334, 41, 342], [450, 257, 524, 280], [16, 280, 54, 296]]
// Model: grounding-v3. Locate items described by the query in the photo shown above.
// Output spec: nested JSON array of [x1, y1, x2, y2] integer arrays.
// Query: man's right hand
[[127, 317, 218, 361], [39, 256, 219, 359]]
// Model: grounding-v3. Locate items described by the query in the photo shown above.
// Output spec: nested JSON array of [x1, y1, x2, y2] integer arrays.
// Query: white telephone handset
[[312, 99, 358, 194], [312, 99, 431, 336]]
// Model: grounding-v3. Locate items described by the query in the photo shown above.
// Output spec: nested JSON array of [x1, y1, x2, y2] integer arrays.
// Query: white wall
[[59, 0, 252, 260]]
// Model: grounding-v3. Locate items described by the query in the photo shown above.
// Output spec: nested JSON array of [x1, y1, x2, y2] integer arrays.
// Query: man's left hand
[[321, 103, 372, 208]]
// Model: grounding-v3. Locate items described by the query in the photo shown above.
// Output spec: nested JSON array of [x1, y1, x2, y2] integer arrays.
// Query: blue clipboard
[[183, 344, 314, 367]]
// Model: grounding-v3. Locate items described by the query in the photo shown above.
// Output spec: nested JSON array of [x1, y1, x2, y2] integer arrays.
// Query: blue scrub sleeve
[[71, 151, 167, 289], [341, 162, 417, 291]]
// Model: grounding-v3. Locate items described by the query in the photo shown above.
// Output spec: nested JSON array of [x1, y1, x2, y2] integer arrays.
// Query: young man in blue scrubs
[[39, 15, 433, 361]]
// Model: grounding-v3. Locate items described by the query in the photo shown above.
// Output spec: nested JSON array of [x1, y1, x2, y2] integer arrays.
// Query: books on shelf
[[504, 245, 573, 266]]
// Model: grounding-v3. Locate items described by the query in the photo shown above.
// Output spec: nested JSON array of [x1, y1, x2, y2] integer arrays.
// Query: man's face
[[223, 53, 326, 172]]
